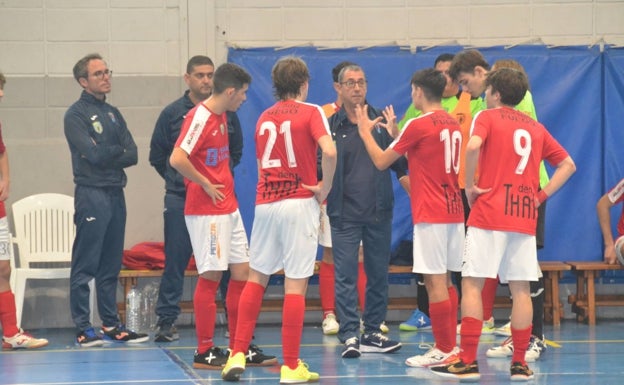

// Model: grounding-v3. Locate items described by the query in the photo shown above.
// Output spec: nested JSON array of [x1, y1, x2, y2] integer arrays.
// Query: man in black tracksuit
[[64, 53, 143, 347]]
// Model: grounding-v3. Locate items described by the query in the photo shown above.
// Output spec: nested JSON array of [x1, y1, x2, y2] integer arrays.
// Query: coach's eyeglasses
[[91, 69, 113, 79], [340, 79, 367, 89]]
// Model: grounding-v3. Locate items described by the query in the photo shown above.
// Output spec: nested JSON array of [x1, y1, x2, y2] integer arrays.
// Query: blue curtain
[[229, 45, 619, 263]]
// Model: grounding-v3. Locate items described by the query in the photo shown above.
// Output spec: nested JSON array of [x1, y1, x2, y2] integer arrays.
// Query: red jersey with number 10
[[467, 107, 569, 235], [255, 100, 331, 205], [390, 110, 464, 224], [175, 102, 237, 215]]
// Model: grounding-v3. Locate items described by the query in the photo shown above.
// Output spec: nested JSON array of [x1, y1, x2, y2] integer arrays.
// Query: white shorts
[[318, 202, 331, 247], [462, 227, 539, 284], [412, 223, 464, 274], [250, 198, 319, 278], [185, 209, 249, 274], [0, 217, 9, 261]]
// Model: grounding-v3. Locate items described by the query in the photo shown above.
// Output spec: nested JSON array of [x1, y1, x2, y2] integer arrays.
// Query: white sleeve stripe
[[608, 178, 624, 204], [179, 106, 211, 154]]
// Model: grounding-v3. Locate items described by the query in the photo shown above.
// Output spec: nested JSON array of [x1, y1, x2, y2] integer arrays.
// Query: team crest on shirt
[[220, 123, 225, 135], [92, 121, 103, 134], [455, 112, 466, 125]]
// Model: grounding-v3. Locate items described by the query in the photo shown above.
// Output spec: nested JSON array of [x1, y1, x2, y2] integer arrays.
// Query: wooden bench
[[539, 261, 572, 327], [566, 261, 624, 325], [117, 262, 418, 323]]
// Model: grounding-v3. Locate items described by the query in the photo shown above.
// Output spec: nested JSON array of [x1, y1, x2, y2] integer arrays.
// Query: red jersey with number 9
[[255, 100, 331, 205], [467, 107, 569, 235]]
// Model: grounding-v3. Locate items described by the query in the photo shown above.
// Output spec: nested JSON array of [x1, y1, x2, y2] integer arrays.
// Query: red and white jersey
[[606, 178, 624, 236], [467, 107, 569, 235], [255, 100, 331, 205], [0, 123, 5, 219], [390, 110, 464, 224], [175, 102, 237, 215]]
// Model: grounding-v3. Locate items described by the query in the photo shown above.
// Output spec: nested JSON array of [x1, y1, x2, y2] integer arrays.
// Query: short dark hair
[[0, 72, 5, 89], [331, 61, 356, 83], [449, 49, 490, 81], [212, 63, 251, 94], [73, 53, 103, 82], [411, 68, 446, 101], [485, 68, 528, 106], [434, 53, 455, 67], [272, 56, 309, 100], [186, 55, 214, 74], [337, 64, 364, 83]]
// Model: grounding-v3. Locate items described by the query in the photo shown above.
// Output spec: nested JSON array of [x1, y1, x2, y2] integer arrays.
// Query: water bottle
[[142, 283, 160, 331], [126, 285, 142, 332]]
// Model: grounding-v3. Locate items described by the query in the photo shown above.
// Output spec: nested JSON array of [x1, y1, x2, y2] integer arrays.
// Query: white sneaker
[[486, 335, 545, 362], [494, 321, 511, 336], [322, 313, 339, 335], [525, 335, 546, 362], [2, 329, 48, 350], [486, 336, 514, 358], [405, 345, 459, 368]]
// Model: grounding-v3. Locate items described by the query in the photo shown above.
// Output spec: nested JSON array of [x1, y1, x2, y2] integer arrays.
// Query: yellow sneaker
[[482, 316, 495, 335], [280, 359, 319, 384], [221, 352, 246, 382]]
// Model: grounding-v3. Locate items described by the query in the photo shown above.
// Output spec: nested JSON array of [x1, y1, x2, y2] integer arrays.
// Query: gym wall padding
[[228, 45, 622, 263]]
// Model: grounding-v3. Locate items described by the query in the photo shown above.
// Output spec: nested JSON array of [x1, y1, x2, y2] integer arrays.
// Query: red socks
[[225, 279, 246, 350], [430, 299, 455, 353], [0, 290, 19, 337], [357, 262, 367, 311], [282, 294, 305, 369], [233, 281, 264, 355], [448, 285, 459, 333], [194, 278, 219, 354], [481, 278, 498, 320], [458, 316, 482, 364], [511, 325, 533, 365], [319, 261, 335, 317]]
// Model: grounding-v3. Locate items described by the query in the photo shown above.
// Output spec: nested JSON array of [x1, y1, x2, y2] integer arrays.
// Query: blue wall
[[228, 45, 624, 263]]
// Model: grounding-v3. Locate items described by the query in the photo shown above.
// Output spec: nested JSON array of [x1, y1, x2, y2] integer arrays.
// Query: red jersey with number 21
[[390, 110, 464, 224], [467, 107, 569, 235], [255, 100, 331, 205], [175, 102, 237, 215]]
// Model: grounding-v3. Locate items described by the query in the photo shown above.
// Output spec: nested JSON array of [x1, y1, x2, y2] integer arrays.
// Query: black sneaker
[[76, 327, 104, 347], [510, 361, 534, 381], [101, 324, 149, 343], [430, 359, 480, 381], [154, 323, 179, 343], [245, 344, 278, 366], [360, 332, 401, 354], [342, 336, 361, 358], [193, 346, 229, 369]]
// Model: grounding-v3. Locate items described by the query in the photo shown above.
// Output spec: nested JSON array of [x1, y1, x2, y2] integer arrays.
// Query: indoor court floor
[[1, 320, 623, 385]]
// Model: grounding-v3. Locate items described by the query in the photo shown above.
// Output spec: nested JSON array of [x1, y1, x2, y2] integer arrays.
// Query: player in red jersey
[[0, 72, 49, 350], [222, 56, 336, 384], [169, 63, 252, 370], [355, 68, 464, 368], [597, 178, 624, 265], [432, 68, 576, 381]]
